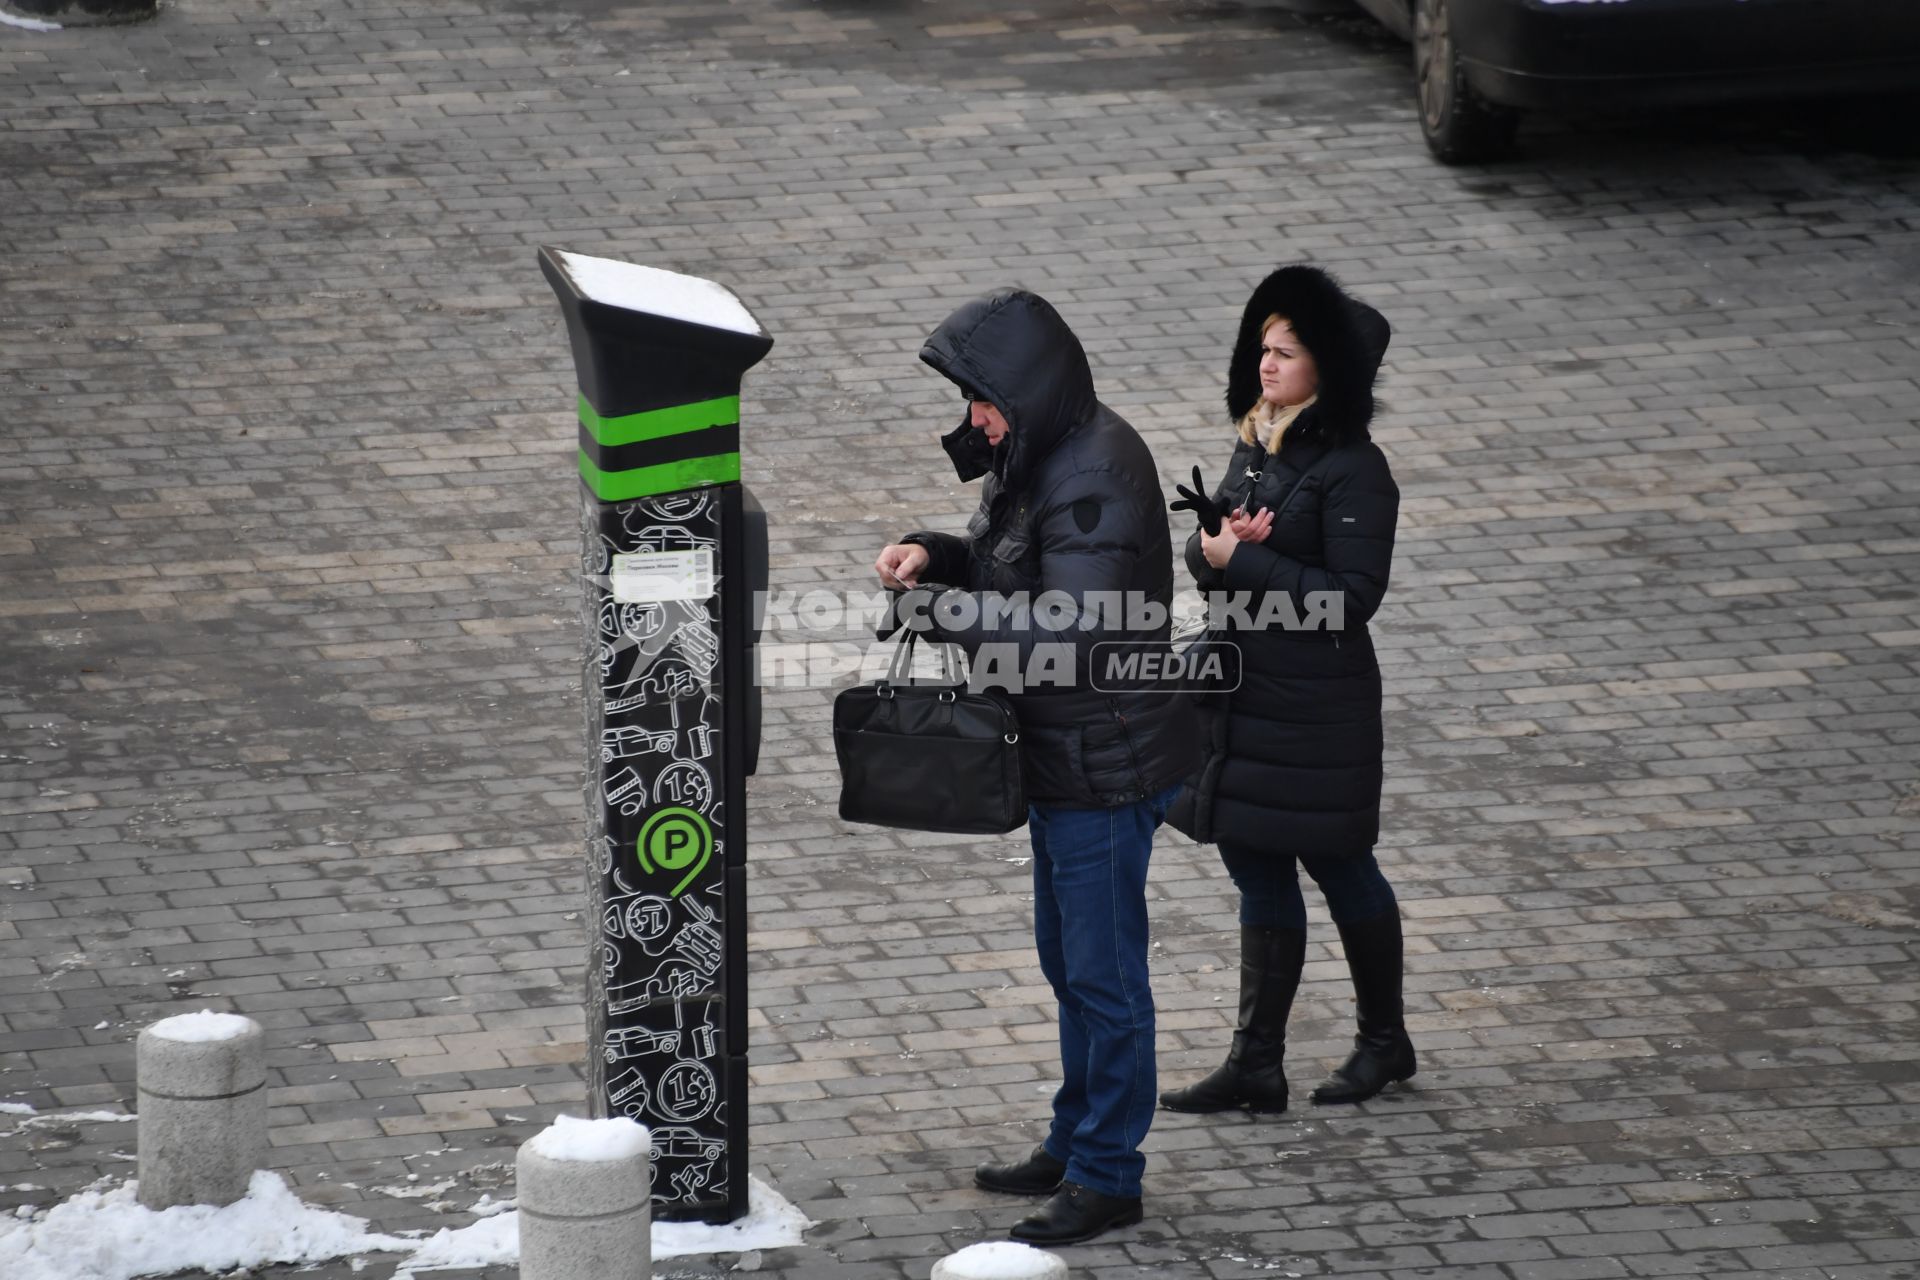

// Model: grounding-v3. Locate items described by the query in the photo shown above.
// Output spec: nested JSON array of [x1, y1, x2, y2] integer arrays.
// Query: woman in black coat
[[1162, 265, 1414, 1114]]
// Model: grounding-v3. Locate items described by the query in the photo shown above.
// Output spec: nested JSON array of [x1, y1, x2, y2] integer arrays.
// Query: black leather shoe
[[1009, 1181, 1143, 1246], [974, 1144, 1066, 1196]]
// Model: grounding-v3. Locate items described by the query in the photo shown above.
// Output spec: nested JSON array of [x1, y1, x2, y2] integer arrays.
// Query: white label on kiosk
[[611, 549, 714, 603]]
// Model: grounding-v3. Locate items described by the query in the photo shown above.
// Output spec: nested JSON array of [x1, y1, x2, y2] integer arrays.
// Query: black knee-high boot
[[1311, 912, 1415, 1104], [1160, 924, 1306, 1114]]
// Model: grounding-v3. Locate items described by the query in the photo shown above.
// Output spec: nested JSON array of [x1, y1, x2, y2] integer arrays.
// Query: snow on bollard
[[519, 1115, 654, 1280], [136, 1010, 267, 1210], [933, 1241, 1070, 1280]]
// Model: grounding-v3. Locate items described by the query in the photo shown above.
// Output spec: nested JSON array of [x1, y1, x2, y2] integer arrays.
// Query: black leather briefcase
[[833, 633, 1026, 835]]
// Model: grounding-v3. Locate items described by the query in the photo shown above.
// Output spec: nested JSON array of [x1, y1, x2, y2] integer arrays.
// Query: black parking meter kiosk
[[539, 248, 770, 1224]]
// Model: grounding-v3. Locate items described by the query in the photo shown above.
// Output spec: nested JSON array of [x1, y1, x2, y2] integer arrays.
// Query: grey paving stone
[[3, 0, 1919, 1277]]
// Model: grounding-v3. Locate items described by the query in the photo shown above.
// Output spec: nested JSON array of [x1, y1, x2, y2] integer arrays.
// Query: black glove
[[1169, 465, 1226, 536]]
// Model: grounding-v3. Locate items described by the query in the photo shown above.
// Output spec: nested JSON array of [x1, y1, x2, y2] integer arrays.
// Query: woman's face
[[1258, 318, 1318, 408]]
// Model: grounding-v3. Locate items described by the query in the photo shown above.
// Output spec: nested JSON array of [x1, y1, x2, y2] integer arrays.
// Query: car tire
[[1414, 0, 1519, 163]]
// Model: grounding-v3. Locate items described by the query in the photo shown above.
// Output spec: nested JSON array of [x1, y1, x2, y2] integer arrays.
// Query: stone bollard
[[518, 1115, 654, 1280], [136, 1010, 267, 1210], [933, 1242, 1069, 1280]]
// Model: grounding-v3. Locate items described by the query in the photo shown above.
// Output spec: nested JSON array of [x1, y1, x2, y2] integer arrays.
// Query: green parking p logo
[[636, 807, 713, 898]]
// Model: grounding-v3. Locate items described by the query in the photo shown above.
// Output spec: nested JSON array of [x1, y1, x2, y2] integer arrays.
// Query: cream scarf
[[1247, 395, 1317, 453]]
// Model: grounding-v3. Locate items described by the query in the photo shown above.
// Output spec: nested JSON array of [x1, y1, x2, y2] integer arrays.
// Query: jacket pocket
[[992, 530, 1034, 563], [1077, 716, 1146, 802], [989, 529, 1038, 594], [1278, 477, 1324, 521], [1023, 722, 1095, 806]]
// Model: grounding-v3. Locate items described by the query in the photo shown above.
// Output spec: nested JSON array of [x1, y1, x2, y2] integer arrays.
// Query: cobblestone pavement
[[4, 1, 1919, 1277]]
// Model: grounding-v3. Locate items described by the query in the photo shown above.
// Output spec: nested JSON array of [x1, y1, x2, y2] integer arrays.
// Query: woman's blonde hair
[[1234, 313, 1316, 453]]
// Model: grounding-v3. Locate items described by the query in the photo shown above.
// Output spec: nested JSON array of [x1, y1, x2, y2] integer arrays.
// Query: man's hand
[[875, 543, 930, 589], [1227, 506, 1274, 546]]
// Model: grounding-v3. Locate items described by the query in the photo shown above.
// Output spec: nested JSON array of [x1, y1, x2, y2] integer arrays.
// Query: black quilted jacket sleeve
[[1184, 526, 1223, 592]]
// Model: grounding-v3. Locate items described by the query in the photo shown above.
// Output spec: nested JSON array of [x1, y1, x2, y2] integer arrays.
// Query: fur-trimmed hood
[[1226, 266, 1390, 446]]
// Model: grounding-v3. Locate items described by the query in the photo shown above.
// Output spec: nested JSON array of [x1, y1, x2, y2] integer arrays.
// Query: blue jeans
[[1217, 844, 1398, 929], [1028, 784, 1181, 1200]]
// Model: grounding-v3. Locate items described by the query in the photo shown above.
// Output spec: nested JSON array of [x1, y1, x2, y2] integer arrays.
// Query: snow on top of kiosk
[[553, 251, 762, 337]]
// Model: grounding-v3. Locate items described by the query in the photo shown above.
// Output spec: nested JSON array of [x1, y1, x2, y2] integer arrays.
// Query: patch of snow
[[1, 1103, 137, 1132], [0, 11, 63, 30], [524, 1114, 649, 1163], [371, 1180, 456, 1201], [467, 1194, 513, 1218], [0, 1170, 411, 1280], [0, 1170, 809, 1279], [653, 1176, 812, 1260], [553, 250, 762, 337], [390, 1210, 516, 1277], [146, 1010, 254, 1043], [938, 1241, 1064, 1278], [396, 1173, 809, 1270]]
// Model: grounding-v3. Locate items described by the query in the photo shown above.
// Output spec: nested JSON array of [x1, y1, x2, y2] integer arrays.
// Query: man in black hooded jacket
[[873, 288, 1197, 1245]]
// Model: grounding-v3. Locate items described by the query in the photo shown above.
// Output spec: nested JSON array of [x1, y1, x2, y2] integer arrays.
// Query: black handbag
[[833, 631, 1027, 835], [1171, 618, 1235, 706]]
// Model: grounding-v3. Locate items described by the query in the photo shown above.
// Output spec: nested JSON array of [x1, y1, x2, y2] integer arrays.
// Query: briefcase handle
[[878, 598, 966, 691], [868, 629, 1017, 744]]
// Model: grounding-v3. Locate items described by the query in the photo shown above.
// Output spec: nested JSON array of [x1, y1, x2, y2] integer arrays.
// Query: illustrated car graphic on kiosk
[[1346, 0, 1920, 162], [602, 725, 678, 763]]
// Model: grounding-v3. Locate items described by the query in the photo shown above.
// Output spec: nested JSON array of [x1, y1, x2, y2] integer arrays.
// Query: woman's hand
[[1228, 506, 1274, 545], [1200, 520, 1241, 569]]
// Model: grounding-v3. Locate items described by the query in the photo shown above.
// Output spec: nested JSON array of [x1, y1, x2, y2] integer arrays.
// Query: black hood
[[1226, 265, 1390, 446], [920, 289, 1097, 490]]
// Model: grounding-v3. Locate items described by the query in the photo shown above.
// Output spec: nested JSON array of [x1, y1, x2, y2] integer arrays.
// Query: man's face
[[970, 398, 1010, 447]]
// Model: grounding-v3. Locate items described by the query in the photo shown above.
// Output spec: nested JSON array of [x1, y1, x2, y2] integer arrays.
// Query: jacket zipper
[[1244, 449, 1342, 647]]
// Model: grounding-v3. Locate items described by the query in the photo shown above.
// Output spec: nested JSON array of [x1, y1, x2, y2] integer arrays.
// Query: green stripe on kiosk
[[539, 248, 771, 1225]]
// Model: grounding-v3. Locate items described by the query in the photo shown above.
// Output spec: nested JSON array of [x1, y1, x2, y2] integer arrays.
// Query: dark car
[[1349, 0, 1920, 162]]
